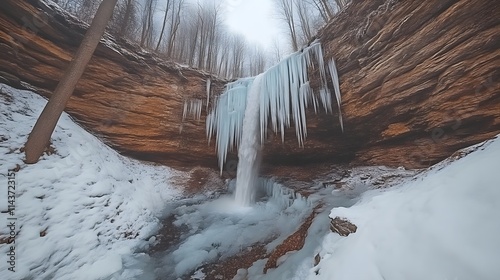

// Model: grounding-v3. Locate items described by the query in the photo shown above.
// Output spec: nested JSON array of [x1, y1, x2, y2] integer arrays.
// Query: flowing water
[[234, 74, 264, 206]]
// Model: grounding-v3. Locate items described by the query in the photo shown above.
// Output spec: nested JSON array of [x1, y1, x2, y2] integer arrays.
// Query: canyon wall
[[0, 0, 498, 173], [0, 0, 225, 168], [266, 0, 500, 170]]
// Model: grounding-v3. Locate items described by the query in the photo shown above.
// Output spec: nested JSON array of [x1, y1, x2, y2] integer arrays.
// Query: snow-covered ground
[[274, 136, 500, 280], [0, 84, 183, 279], [2, 82, 499, 280]]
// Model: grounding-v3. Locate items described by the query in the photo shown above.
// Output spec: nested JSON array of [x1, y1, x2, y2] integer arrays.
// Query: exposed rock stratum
[[0, 0, 498, 173]]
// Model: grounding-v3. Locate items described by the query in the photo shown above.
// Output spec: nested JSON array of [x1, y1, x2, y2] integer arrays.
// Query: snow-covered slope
[[0, 84, 182, 279], [2, 82, 499, 280], [305, 136, 500, 279]]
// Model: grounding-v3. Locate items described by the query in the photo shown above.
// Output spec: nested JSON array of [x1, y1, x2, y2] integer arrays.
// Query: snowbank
[[308, 136, 500, 280], [0, 84, 182, 279]]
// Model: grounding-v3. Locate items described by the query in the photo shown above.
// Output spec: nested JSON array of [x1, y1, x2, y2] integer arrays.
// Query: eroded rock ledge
[[0, 0, 498, 172], [0, 0, 225, 168], [308, 0, 500, 168]]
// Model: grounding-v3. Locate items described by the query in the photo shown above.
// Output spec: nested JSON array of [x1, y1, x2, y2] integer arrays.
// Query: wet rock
[[314, 253, 321, 266], [330, 217, 357, 236]]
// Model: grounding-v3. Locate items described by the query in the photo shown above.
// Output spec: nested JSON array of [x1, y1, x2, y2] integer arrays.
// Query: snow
[[0, 84, 182, 280], [2, 81, 498, 280], [286, 136, 500, 280]]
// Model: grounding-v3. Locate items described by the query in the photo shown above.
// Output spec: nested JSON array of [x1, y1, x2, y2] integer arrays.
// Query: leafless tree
[[274, 0, 299, 51], [271, 38, 284, 64], [155, 0, 172, 51], [247, 46, 267, 76], [230, 34, 246, 78], [165, 0, 184, 57], [57, 0, 272, 78], [335, 0, 350, 10], [78, 0, 100, 23], [139, 0, 157, 48], [108, 0, 139, 39], [305, 0, 334, 22], [25, 0, 119, 163], [294, 0, 314, 45], [275, 0, 351, 51]]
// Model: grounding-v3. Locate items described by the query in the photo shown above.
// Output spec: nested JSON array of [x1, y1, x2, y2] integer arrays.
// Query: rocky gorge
[[0, 0, 498, 175]]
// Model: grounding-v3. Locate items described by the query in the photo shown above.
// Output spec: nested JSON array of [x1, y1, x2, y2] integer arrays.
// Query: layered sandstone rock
[[306, 0, 500, 168], [0, 0, 225, 168], [0, 0, 498, 172]]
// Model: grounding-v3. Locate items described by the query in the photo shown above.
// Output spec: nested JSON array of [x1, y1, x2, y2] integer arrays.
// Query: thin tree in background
[[108, 0, 139, 40], [335, 0, 350, 10], [275, 0, 299, 51], [24, 0, 119, 164], [78, 0, 99, 23], [306, 0, 332, 22], [165, 0, 184, 57], [155, 0, 173, 51], [295, 0, 314, 45], [56, 0, 273, 79], [140, 0, 156, 48], [275, 0, 350, 51], [117, 0, 138, 39]]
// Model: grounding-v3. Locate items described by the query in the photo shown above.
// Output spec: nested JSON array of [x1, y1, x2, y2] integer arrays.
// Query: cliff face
[[0, 0, 498, 172], [309, 0, 500, 168], [0, 0, 225, 168], [264, 0, 499, 170]]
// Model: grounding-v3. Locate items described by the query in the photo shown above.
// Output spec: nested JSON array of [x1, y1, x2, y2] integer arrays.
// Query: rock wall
[[0, 0, 498, 172], [308, 0, 500, 168], [264, 0, 500, 170], [0, 0, 225, 168]]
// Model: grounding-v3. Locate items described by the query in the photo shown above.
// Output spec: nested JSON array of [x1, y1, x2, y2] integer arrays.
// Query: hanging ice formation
[[206, 41, 343, 175], [206, 78, 211, 111], [182, 98, 203, 121]]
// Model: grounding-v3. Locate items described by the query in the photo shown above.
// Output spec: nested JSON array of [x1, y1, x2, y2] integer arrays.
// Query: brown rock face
[[329, 217, 357, 237], [0, 0, 225, 168], [0, 0, 499, 172], [307, 0, 500, 168]]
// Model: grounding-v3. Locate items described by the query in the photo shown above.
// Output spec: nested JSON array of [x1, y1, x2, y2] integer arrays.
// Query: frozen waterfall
[[235, 74, 264, 206], [206, 41, 342, 205]]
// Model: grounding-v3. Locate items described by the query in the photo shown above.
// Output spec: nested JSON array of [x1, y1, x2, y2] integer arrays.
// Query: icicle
[[328, 59, 344, 131], [205, 78, 254, 173], [182, 99, 203, 122], [205, 41, 344, 174], [206, 78, 211, 111], [182, 101, 188, 121]]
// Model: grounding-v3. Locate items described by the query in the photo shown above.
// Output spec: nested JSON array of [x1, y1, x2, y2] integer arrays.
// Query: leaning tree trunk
[[24, 0, 119, 164]]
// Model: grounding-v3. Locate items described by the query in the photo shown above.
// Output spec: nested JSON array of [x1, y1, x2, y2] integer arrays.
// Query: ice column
[[235, 74, 264, 206], [205, 41, 343, 206]]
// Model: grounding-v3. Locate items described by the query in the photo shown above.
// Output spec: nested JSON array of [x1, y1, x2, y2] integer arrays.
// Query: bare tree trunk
[[140, 0, 155, 48], [335, 0, 349, 10], [118, 0, 137, 39], [24, 0, 118, 164], [320, 0, 334, 19], [275, 0, 299, 51], [166, 0, 184, 58], [155, 0, 172, 52], [295, 0, 314, 45]]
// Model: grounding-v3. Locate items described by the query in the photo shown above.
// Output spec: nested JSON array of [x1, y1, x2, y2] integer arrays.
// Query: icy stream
[[106, 168, 408, 280]]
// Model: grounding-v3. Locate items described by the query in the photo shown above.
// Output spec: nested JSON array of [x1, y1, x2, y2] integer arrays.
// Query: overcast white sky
[[224, 0, 283, 51]]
